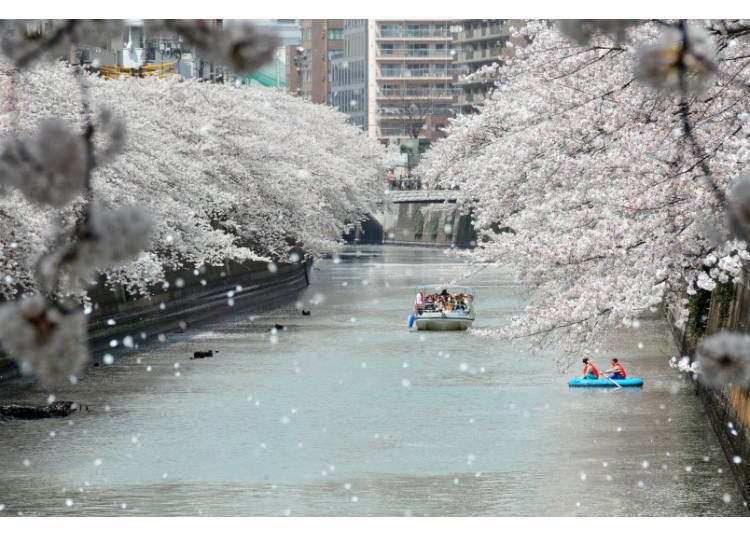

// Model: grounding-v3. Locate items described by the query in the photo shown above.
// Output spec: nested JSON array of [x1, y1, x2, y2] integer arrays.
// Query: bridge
[[385, 189, 461, 203], [348, 189, 475, 247]]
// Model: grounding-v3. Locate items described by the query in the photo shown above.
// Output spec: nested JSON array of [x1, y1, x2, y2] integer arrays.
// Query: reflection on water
[[0, 246, 746, 516]]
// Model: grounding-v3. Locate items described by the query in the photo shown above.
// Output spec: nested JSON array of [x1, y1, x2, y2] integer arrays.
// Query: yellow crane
[[97, 62, 177, 80]]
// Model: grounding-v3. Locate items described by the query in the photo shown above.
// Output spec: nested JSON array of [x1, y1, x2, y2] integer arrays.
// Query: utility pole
[[294, 46, 306, 97]]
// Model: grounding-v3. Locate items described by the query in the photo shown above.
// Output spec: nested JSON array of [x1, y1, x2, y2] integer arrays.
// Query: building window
[[407, 43, 428, 57], [406, 24, 428, 37], [406, 63, 429, 77], [327, 28, 344, 40], [380, 43, 395, 55], [381, 64, 401, 77], [328, 50, 344, 62], [305, 28, 312, 41], [380, 24, 401, 37]]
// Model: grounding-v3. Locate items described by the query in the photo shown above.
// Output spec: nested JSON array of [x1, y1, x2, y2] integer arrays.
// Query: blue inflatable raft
[[569, 377, 644, 388]]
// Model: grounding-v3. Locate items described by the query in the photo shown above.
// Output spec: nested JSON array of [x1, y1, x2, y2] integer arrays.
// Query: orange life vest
[[584, 363, 599, 377]]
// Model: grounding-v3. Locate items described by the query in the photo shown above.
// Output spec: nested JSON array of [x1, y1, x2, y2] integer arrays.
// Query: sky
[[5, 0, 749, 20]]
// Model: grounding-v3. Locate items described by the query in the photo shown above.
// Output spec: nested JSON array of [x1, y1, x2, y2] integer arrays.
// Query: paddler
[[602, 358, 627, 380], [582, 357, 599, 379]]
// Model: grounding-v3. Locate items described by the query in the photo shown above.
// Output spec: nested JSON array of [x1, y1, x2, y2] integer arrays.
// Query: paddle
[[604, 375, 622, 389]]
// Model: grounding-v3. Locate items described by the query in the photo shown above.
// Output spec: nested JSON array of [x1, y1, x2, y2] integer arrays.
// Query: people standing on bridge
[[582, 357, 599, 379], [602, 358, 627, 380]]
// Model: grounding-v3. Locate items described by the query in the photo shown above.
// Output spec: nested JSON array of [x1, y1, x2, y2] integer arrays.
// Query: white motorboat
[[412, 285, 475, 331]]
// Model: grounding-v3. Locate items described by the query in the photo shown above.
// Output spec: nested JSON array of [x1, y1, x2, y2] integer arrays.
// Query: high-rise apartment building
[[452, 19, 524, 114], [330, 20, 369, 131], [368, 20, 458, 143], [286, 19, 344, 104]]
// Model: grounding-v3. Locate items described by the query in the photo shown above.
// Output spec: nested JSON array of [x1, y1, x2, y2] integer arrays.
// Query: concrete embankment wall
[[0, 259, 310, 381], [671, 273, 750, 504]]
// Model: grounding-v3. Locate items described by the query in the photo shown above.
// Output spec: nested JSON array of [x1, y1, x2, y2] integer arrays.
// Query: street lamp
[[294, 46, 306, 97]]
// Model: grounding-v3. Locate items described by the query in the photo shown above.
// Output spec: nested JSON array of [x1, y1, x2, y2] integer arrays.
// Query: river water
[[0, 245, 746, 516]]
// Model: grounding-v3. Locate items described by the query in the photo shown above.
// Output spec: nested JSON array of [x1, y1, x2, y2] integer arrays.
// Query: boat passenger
[[602, 358, 627, 380], [414, 288, 425, 315], [582, 357, 599, 379]]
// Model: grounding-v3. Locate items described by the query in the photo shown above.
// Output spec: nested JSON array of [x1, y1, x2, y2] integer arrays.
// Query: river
[[0, 245, 746, 516]]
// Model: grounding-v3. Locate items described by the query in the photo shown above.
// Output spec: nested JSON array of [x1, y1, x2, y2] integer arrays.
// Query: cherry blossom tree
[[420, 20, 750, 379], [0, 20, 387, 384]]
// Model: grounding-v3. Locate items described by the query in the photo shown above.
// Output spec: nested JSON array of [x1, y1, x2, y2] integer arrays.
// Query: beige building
[[452, 19, 525, 114], [286, 19, 344, 104], [367, 20, 459, 143]]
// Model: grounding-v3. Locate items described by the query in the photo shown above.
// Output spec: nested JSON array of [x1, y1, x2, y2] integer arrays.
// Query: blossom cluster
[[669, 355, 698, 374], [0, 295, 88, 384], [694, 331, 750, 389], [633, 24, 717, 96], [40, 202, 156, 292], [0, 119, 87, 207], [689, 242, 750, 294]]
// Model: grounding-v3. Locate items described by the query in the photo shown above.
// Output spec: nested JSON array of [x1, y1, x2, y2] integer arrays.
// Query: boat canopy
[[416, 284, 475, 295]]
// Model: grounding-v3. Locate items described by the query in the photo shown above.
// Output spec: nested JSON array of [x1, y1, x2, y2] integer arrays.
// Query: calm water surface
[[0, 246, 746, 516]]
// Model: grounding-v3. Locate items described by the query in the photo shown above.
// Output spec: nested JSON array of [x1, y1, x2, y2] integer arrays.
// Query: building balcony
[[456, 91, 488, 104], [377, 49, 454, 60], [454, 73, 498, 88], [377, 107, 456, 119], [376, 87, 460, 100], [455, 24, 507, 42], [377, 30, 451, 40], [455, 47, 507, 64], [377, 70, 455, 80], [377, 126, 407, 137]]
